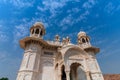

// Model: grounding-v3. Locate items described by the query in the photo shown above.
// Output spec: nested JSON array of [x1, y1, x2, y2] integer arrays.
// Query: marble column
[[85, 71, 91, 80], [65, 71, 70, 80], [58, 67, 62, 80]]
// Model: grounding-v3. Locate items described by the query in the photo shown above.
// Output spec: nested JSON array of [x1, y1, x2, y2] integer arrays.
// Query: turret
[[77, 31, 91, 48], [30, 22, 45, 38]]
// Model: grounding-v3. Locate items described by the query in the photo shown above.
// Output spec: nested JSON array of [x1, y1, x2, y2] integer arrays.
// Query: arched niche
[[23, 74, 30, 80], [21, 52, 29, 69], [40, 61, 54, 80], [26, 53, 35, 69]]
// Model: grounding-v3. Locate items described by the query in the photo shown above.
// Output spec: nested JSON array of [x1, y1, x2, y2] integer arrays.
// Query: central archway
[[63, 46, 86, 65], [70, 63, 87, 80], [60, 46, 88, 80], [70, 63, 80, 80]]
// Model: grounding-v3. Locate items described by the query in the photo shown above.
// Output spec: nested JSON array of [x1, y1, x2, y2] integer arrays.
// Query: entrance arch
[[63, 46, 86, 65], [60, 46, 88, 80], [70, 63, 87, 80]]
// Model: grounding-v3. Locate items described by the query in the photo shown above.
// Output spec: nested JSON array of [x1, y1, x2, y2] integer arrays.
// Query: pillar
[[58, 66, 62, 80], [38, 28, 41, 37], [85, 71, 91, 80], [65, 71, 70, 80]]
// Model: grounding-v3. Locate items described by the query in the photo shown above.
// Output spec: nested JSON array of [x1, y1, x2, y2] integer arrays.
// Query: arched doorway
[[61, 65, 66, 80], [70, 63, 80, 80], [70, 63, 87, 80]]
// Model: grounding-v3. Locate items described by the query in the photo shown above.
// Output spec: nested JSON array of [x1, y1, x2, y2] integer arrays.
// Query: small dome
[[30, 22, 45, 34], [77, 31, 86, 37], [33, 22, 44, 28], [30, 22, 44, 30]]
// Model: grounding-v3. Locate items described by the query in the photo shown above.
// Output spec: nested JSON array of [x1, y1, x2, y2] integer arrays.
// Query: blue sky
[[0, 0, 120, 80]]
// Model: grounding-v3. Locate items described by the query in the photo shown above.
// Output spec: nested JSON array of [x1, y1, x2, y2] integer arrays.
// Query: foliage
[[0, 77, 8, 80]]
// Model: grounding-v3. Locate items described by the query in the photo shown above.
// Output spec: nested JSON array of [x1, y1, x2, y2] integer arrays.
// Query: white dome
[[33, 22, 44, 28], [77, 31, 86, 36]]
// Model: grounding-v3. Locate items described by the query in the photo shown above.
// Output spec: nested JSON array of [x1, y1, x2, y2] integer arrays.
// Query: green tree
[[0, 77, 8, 80]]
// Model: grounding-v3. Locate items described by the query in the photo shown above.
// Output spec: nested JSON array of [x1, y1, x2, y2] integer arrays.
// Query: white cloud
[[60, 9, 90, 27], [0, 24, 9, 42], [0, 51, 8, 62], [83, 0, 97, 9], [87, 25, 106, 34], [37, 6, 47, 12], [98, 48, 120, 59], [83, 2, 92, 9], [13, 21, 31, 45], [97, 39, 120, 59], [67, 7, 80, 13], [104, 2, 115, 14], [60, 14, 73, 27], [37, 0, 70, 18], [42, 0, 64, 10], [37, 0, 83, 19], [76, 10, 90, 22], [0, 33, 8, 42], [104, 2, 120, 15], [60, 9, 90, 29], [36, 0, 97, 28], [2, 0, 34, 8], [89, 0, 96, 5]]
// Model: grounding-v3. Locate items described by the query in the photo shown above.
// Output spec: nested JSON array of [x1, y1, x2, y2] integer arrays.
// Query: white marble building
[[16, 22, 104, 80]]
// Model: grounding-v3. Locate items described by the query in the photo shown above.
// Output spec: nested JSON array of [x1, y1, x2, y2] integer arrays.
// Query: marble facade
[[16, 22, 104, 80]]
